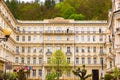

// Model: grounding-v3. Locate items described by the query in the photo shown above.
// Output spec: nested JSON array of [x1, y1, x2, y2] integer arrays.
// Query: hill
[[5, 0, 112, 20]]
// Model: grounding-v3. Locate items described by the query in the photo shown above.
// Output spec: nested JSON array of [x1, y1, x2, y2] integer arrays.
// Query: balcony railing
[[66, 52, 72, 55], [44, 30, 75, 34], [44, 40, 74, 44], [46, 51, 52, 55]]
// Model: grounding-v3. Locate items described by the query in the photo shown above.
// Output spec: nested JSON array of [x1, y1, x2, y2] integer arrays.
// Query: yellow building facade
[[0, 0, 120, 80]]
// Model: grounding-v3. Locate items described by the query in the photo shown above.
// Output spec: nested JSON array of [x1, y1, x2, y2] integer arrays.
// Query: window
[[33, 35, 36, 41], [76, 46, 79, 53], [39, 47, 43, 53], [48, 36, 51, 40], [93, 36, 96, 42], [15, 57, 18, 63], [33, 70, 36, 77], [110, 61, 112, 68], [33, 57, 36, 64], [67, 71, 71, 77], [67, 36, 70, 41], [88, 47, 90, 53], [99, 35, 103, 41], [22, 28, 25, 33], [67, 28, 69, 33], [33, 47, 36, 53], [48, 27, 51, 32], [67, 47, 70, 52], [34, 27, 37, 33], [93, 27, 96, 33], [76, 58, 79, 64], [57, 36, 61, 41], [39, 58, 42, 64], [47, 58, 50, 63], [56, 46, 61, 50], [67, 57, 70, 64], [75, 36, 79, 42], [27, 57, 30, 64], [82, 58, 85, 64], [28, 47, 31, 53], [17, 27, 20, 32], [56, 27, 61, 32], [93, 58, 97, 64], [28, 36, 31, 41], [100, 47, 103, 54], [81, 27, 84, 33], [22, 36, 25, 42], [93, 47, 96, 53], [75, 27, 78, 33], [88, 58, 91, 64], [38, 70, 42, 77], [28, 27, 31, 33], [81, 35, 84, 42], [16, 46, 19, 53], [47, 70, 51, 75], [87, 27, 90, 33], [81, 46, 85, 53], [87, 35, 90, 42], [100, 58, 103, 65], [21, 57, 24, 64], [47, 47, 51, 52], [109, 48, 111, 53], [16, 36, 19, 41], [22, 47, 25, 53], [99, 28, 102, 33]]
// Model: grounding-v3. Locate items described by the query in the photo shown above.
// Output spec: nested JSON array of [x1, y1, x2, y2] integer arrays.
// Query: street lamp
[[0, 28, 12, 42], [0, 28, 12, 80]]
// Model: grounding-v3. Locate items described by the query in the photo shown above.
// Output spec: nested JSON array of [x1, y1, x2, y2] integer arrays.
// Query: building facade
[[0, 0, 120, 80]]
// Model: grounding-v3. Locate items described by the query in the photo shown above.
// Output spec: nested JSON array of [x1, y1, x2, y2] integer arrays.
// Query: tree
[[48, 50, 69, 80], [1, 72, 18, 80], [46, 72, 58, 80], [17, 68, 26, 80], [72, 65, 92, 80], [104, 74, 113, 80], [44, 0, 55, 8], [68, 14, 85, 20], [113, 67, 120, 80]]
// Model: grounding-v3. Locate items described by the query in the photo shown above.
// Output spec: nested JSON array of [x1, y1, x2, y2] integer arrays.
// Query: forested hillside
[[5, 0, 112, 20]]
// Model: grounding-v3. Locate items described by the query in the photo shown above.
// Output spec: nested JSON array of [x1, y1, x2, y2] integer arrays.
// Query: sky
[[21, 0, 45, 2]]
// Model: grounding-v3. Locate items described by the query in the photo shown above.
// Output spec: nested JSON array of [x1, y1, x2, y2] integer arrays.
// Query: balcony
[[44, 30, 75, 35], [116, 27, 120, 34], [44, 30, 53, 34], [44, 40, 74, 44], [46, 51, 52, 56], [66, 52, 72, 55], [98, 52, 106, 56]]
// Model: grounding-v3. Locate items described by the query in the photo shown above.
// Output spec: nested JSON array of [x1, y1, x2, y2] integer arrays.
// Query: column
[[42, 66, 45, 80]]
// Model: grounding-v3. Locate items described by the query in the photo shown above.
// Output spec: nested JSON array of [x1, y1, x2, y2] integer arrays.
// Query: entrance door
[[92, 69, 99, 80]]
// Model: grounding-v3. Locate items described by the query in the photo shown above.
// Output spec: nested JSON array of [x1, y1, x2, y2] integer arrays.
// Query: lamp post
[[0, 28, 12, 80], [0, 28, 12, 42]]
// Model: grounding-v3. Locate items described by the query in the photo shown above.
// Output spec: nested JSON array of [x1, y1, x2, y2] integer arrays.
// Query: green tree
[[17, 68, 26, 80], [48, 50, 69, 80], [113, 67, 120, 80], [1, 72, 18, 80], [68, 14, 85, 20], [46, 72, 58, 80], [72, 65, 92, 80], [44, 0, 55, 8], [104, 74, 113, 80]]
